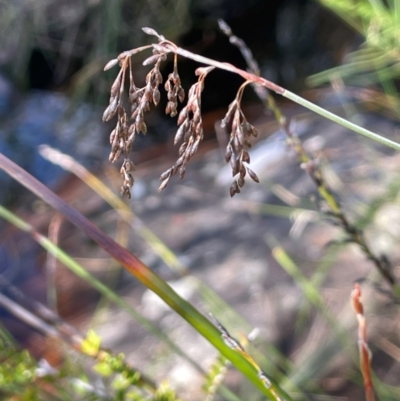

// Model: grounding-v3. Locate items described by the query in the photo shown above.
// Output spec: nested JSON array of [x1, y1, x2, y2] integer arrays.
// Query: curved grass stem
[[157, 41, 400, 152], [215, 21, 400, 294]]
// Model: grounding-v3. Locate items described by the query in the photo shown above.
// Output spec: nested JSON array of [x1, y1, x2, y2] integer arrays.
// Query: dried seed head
[[230, 180, 240, 197], [158, 176, 171, 192], [242, 150, 250, 163], [174, 123, 186, 145], [143, 54, 162, 66], [158, 66, 214, 191], [103, 44, 168, 198], [104, 58, 119, 71], [103, 33, 260, 198], [178, 87, 185, 103], [153, 88, 160, 105], [195, 66, 215, 76], [102, 97, 119, 122], [164, 64, 185, 118], [247, 167, 259, 183], [221, 98, 259, 196], [142, 27, 164, 40], [225, 145, 233, 162]]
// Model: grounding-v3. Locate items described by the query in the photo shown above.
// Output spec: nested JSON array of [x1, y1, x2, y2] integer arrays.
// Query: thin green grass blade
[[0, 204, 204, 375], [39, 145, 187, 275], [38, 146, 296, 400], [0, 153, 292, 401], [0, 208, 240, 401], [39, 145, 310, 399], [266, 235, 353, 349]]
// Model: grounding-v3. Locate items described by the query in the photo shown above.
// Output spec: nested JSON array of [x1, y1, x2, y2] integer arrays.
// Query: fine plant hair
[[103, 26, 400, 294]]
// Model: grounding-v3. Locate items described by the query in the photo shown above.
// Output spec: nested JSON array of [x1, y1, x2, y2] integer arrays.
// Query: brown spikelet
[[221, 82, 259, 196], [164, 54, 185, 118], [158, 66, 214, 192], [103, 41, 167, 198], [103, 28, 259, 199]]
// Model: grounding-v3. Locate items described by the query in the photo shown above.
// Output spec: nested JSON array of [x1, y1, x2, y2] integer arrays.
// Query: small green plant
[[0, 339, 39, 399], [0, 301, 177, 401]]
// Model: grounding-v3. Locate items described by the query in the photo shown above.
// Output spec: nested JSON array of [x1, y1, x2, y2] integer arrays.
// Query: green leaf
[[94, 361, 113, 377]]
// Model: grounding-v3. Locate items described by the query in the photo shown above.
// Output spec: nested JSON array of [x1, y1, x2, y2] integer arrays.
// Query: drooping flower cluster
[[164, 59, 185, 118], [158, 66, 214, 191], [221, 94, 259, 197], [103, 28, 260, 198], [102, 42, 170, 197]]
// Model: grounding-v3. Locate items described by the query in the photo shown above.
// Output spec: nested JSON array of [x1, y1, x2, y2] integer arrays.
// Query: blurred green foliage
[[0, 0, 191, 98], [311, 0, 400, 93], [0, 331, 181, 401], [0, 339, 39, 399]]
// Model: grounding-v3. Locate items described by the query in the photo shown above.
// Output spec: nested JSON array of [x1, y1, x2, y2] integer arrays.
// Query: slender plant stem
[[158, 42, 400, 151], [214, 22, 400, 293], [283, 90, 400, 150]]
